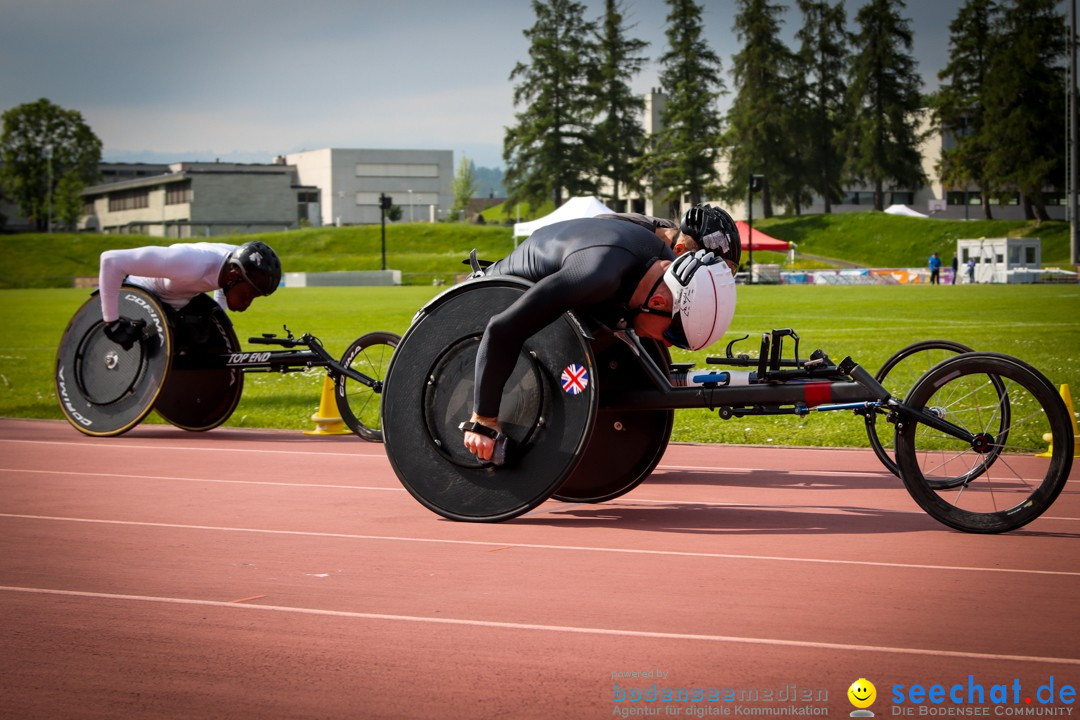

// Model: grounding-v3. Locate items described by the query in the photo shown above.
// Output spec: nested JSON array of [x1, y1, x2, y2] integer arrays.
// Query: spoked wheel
[[335, 331, 399, 442], [867, 340, 1008, 489], [895, 353, 1074, 533]]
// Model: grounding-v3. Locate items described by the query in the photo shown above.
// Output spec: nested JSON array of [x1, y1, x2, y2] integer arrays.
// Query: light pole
[[747, 174, 765, 285], [1070, 0, 1078, 265], [44, 144, 53, 233]]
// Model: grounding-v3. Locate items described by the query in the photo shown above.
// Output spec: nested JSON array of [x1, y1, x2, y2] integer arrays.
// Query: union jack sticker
[[561, 364, 589, 395]]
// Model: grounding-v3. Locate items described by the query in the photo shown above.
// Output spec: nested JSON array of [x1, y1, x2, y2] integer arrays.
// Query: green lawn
[[4, 283, 1077, 447]]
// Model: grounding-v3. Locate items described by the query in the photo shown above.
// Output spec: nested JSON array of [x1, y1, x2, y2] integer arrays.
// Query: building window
[[1025, 246, 1037, 264], [889, 192, 914, 205], [356, 163, 439, 178], [165, 181, 192, 205], [107, 189, 150, 211], [843, 191, 876, 205], [83, 199, 96, 216]]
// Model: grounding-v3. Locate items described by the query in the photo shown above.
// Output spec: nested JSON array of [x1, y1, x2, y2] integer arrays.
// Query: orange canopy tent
[[735, 221, 791, 252]]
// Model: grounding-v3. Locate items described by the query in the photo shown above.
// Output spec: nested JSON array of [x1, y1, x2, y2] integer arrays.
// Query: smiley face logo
[[847, 678, 877, 709]]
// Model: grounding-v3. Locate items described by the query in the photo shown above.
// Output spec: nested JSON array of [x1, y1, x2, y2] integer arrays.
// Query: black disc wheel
[[895, 353, 1073, 533], [335, 331, 399, 442], [382, 278, 598, 522], [54, 287, 172, 437], [154, 294, 244, 431], [552, 336, 673, 503]]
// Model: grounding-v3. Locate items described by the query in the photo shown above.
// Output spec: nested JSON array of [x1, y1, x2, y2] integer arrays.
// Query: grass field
[[2, 212, 1075, 289], [4, 283, 1078, 448]]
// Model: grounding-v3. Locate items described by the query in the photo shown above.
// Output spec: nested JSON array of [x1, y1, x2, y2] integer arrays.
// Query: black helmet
[[229, 241, 281, 295], [680, 204, 741, 269]]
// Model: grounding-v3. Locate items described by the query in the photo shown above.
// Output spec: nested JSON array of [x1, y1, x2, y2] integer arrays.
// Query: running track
[[1, 418, 1077, 719]]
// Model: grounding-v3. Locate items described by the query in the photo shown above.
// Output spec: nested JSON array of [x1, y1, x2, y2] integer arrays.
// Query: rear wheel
[[895, 353, 1073, 533]]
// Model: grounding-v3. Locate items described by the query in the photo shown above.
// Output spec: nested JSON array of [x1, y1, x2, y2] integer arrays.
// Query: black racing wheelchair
[[55, 286, 397, 441], [379, 274, 1074, 534], [56, 278, 1075, 535]]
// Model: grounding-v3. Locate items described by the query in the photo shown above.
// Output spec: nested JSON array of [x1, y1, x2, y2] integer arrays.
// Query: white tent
[[512, 196, 616, 238], [884, 204, 929, 218]]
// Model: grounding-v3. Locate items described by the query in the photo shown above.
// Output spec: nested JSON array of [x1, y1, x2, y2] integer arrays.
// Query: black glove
[[103, 318, 147, 351]]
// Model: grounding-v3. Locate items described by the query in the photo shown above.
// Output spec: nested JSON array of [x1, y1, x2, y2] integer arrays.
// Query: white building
[[957, 237, 1042, 284], [81, 161, 316, 237], [285, 148, 453, 227]]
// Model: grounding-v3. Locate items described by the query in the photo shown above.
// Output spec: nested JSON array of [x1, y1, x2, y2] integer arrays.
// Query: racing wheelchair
[[380, 275, 1074, 534], [55, 286, 397, 441]]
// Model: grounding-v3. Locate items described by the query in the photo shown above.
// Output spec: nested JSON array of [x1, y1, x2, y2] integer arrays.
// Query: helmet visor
[[662, 313, 690, 349]]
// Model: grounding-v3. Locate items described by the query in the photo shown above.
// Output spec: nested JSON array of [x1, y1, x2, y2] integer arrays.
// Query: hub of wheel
[[971, 432, 995, 454]]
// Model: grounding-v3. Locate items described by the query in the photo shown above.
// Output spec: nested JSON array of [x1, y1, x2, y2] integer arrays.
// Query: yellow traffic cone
[[304, 375, 352, 436], [1037, 384, 1080, 457]]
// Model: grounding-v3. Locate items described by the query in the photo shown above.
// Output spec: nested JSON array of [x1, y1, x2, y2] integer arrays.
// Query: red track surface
[[1, 418, 1078, 719]]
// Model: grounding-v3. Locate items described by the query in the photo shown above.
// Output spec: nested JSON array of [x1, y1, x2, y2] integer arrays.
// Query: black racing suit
[[474, 217, 674, 418], [594, 212, 677, 236]]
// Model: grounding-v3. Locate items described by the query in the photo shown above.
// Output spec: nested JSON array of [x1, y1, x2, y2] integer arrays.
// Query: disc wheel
[[54, 287, 172, 437], [382, 278, 598, 522], [154, 294, 244, 431], [895, 353, 1073, 533], [335, 331, 399, 442], [552, 336, 673, 503]]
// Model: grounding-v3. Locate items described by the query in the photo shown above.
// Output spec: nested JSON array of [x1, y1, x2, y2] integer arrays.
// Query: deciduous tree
[[0, 98, 102, 230]]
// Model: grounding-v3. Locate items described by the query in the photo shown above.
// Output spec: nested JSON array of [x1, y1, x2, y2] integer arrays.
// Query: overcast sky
[[0, 0, 1041, 169]]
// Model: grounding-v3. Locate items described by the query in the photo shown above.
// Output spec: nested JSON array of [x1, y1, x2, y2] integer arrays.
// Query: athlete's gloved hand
[[103, 318, 147, 351]]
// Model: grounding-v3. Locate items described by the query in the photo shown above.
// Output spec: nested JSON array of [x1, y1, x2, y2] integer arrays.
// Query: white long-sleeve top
[[98, 242, 238, 322]]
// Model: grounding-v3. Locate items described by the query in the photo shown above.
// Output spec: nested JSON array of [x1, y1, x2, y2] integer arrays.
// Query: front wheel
[[335, 331, 399, 442], [895, 353, 1074, 533]]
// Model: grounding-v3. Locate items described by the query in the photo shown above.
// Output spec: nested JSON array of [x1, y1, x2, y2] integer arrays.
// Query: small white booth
[[957, 237, 1041, 284]]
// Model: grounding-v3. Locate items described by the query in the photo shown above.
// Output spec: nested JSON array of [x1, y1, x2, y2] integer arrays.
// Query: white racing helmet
[[661, 250, 736, 351]]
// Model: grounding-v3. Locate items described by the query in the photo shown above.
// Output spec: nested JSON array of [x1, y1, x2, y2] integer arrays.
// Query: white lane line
[[2, 513, 1078, 578], [0, 467, 404, 492], [1, 584, 1077, 666], [0, 438, 386, 459]]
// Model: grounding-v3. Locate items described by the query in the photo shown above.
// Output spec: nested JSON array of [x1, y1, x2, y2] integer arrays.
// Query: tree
[[0, 98, 102, 231], [451, 155, 479, 220], [982, 0, 1066, 220], [590, 0, 649, 211], [723, 0, 796, 218], [793, 0, 849, 214], [930, 0, 1000, 219], [844, 0, 926, 211], [503, 0, 598, 209], [637, 0, 725, 215]]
